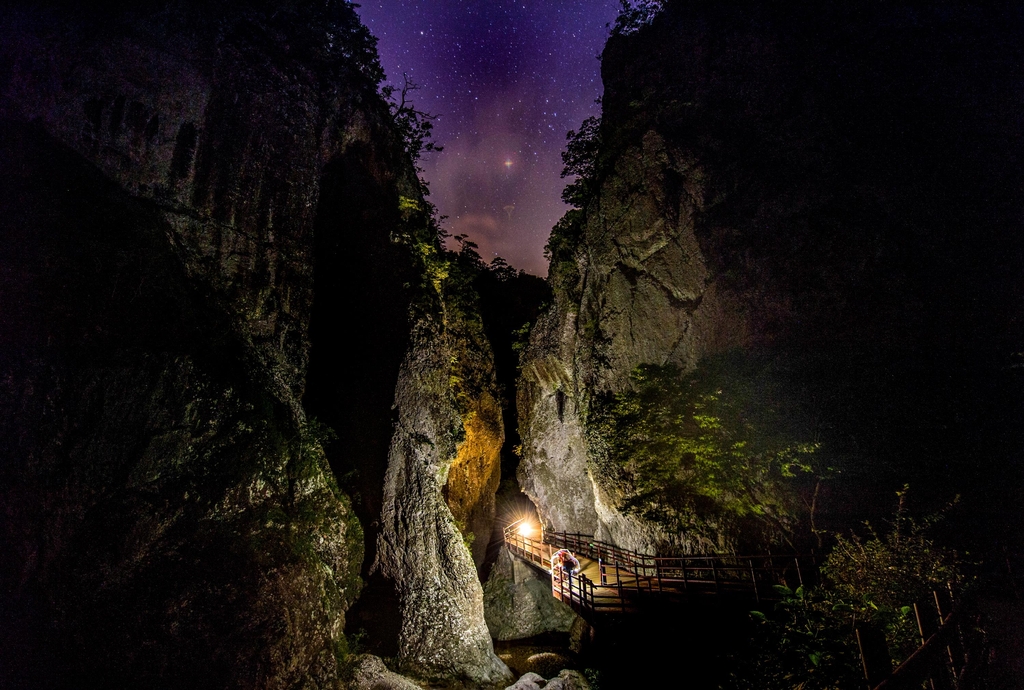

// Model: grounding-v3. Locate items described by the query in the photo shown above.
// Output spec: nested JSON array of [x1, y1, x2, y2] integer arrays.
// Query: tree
[[593, 363, 819, 548], [821, 488, 963, 661], [487, 256, 517, 282], [610, 0, 663, 36], [382, 74, 443, 165], [560, 116, 602, 207], [733, 489, 966, 689]]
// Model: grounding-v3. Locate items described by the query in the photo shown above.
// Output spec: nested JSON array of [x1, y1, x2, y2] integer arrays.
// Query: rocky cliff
[[518, 1, 1024, 554], [0, 1, 508, 687]]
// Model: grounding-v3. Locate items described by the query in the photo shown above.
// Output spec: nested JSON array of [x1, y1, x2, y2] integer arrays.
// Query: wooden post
[[750, 559, 759, 604], [856, 621, 892, 689], [934, 590, 958, 681], [712, 559, 720, 593]]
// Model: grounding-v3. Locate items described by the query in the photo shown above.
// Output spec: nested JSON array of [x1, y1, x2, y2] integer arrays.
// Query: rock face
[[444, 387, 504, 567], [505, 670, 590, 690], [483, 547, 578, 641], [0, 1, 507, 687], [375, 297, 511, 684], [518, 2, 1024, 553], [347, 655, 424, 690]]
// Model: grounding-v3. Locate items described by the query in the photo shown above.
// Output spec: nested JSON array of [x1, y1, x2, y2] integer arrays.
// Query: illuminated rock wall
[[518, 1, 1024, 554]]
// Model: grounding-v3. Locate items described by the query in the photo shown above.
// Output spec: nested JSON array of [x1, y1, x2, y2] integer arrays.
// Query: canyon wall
[[0, 1, 507, 686], [518, 1, 1024, 554]]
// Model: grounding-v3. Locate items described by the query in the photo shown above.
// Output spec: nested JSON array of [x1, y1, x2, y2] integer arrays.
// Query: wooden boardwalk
[[502, 521, 970, 689], [502, 519, 807, 620]]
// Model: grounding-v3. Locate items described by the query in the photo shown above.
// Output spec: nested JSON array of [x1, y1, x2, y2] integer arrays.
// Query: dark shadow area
[[580, 602, 756, 688], [302, 142, 414, 655], [591, 0, 1024, 569], [0, 121, 288, 690], [473, 268, 551, 483], [470, 267, 550, 582]]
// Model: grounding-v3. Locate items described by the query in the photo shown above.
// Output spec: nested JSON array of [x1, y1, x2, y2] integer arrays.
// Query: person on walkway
[[551, 548, 580, 579]]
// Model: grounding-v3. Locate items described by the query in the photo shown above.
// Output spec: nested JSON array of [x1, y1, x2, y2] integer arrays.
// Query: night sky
[[356, 0, 623, 276]]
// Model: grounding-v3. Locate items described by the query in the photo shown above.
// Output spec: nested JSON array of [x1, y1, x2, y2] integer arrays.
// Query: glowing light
[[504, 158, 513, 169], [517, 522, 534, 537]]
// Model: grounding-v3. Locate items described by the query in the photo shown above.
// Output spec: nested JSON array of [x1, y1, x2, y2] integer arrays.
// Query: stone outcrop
[[0, 1, 508, 687], [444, 386, 504, 567], [518, 2, 1024, 553], [505, 670, 590, 690], [483, 547, 578, 641], [375, 308, 511, 685], [348, 655, 425, 690]]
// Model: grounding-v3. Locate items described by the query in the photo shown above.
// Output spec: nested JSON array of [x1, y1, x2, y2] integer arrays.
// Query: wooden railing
[[545, 529, 804, 604], [503, 520, 804, 615], [862, 588, 965, 690], [503, 520, 609, 615], [505, 520, 967, 684], [502, 519, 551, 570]]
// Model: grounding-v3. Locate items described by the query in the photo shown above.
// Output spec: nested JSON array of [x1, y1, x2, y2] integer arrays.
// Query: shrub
[[733, 489, 965, 689], [591, 361, 819, 547]]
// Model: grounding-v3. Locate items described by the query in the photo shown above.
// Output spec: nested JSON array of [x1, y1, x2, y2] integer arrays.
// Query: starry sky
[[355, 0, 624, 276]]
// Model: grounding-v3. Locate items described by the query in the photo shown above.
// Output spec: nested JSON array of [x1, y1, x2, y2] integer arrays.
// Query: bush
[[591, 361, 820, 548], [610, 0, 664, 36], [732, 489, 965, 689], [821, 488, 963, 662]]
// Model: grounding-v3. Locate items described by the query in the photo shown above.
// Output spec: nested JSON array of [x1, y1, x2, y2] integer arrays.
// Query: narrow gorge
[[2, 1, 1022, 689]]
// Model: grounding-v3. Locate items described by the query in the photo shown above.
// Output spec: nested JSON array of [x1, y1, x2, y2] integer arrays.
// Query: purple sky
[[356, 0, 623, 276]]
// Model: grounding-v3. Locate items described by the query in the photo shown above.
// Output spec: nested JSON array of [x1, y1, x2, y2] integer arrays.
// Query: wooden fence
[[503, 520, 804, 615], [545, 529, 805, 604], [506, 520, 968, 684]]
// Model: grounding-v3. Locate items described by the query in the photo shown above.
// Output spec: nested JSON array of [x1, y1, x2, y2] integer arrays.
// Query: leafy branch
[[382, 74, 443, 165], [610, 0, 664, 36], [592, 362, 821, 548]]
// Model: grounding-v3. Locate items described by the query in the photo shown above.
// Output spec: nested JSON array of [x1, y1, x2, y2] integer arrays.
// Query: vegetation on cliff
[[590, 357, 820, 549], [734, 491, 965, 689]]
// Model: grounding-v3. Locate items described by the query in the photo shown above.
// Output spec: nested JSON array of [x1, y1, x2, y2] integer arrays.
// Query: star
[[356, 0, 623, 275]]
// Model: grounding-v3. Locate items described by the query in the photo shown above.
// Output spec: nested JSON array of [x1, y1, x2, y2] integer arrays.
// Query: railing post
[[712, 559, 720, 593], [750, 559, 759, 604], [617, 571, 623, 611]]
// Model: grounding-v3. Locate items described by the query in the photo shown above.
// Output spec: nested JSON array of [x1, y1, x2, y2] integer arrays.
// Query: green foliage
[[544, 209, 585, 264], [544, 209, 585, 303], [255, 1, 385, 86], [298, 417, 337, 461], [560, 117, 603, 207], [487, 255, 518, 282], [610, 0, 664, 36], [737, 585, 863, 690], [382, 75, 443, 165], [326, 2, 386, 84], [592, 362, 819, 545], [334, 628, 366, 672], [453, 516, 476, 555], [511, 322, 533, 359], [732, 490, 965, 689], [549, 109, 603, 298], [821, 488, 963, 661]]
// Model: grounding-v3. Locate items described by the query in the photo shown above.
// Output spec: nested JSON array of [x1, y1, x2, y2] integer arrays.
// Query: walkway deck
[[502, 519, 807, 620]]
